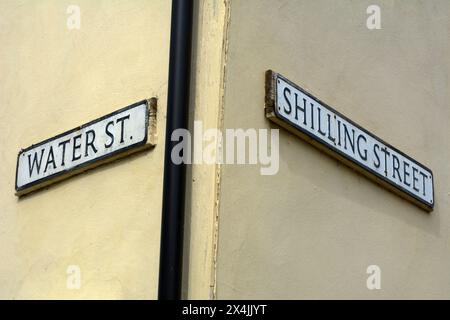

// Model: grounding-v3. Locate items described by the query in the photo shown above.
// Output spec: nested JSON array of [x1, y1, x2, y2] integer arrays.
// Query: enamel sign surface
[[15, 99, 157, 196], [265, 70, 434, 211]]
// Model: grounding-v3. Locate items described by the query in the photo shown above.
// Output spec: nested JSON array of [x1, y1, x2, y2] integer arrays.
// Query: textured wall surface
[[0, 0, 170, 299], [216, 0, 450, 299], [1, 0, 449, 300], [183, 0, 230, 299]]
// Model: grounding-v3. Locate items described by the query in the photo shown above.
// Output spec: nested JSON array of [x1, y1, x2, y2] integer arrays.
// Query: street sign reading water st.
[[265, 70, 434, 211], [15, 99, 157, 196]]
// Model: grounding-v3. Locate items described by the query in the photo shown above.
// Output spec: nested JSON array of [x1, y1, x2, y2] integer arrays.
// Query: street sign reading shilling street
[[265, 70, 434, 211], [15, 99, 157, 196]]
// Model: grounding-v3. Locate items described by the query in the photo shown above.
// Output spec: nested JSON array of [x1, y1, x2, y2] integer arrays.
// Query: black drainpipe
[[158, 0, 193, 300]]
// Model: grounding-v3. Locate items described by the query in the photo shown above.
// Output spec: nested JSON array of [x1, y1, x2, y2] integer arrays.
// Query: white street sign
[[265, 71, 434, 211], [16, 99, 156, 196]]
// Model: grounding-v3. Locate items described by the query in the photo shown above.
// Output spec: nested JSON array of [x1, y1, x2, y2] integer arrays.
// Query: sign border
[[15, 99, 156, 196], [265, 70, 434, 212]]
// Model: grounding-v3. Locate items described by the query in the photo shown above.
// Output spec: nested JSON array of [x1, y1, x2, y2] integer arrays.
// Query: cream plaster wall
[[0, 0, 170, 299], [183, 0, 230, 299], [1, 0, 449, 301], [216, 0, 450, 299]]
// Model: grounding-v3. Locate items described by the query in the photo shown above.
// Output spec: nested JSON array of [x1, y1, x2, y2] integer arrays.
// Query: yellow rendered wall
[[183, 0, 230, 299], [0, 0, 170, 299], [216, 0, 450, 299], [3, 0, 448, 301]]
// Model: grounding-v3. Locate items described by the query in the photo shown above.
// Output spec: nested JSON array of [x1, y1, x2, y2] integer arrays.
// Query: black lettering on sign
[[283, 87, 292, 114], [58, 139, 70, 167], [85, 129, 98, 157], [116, 114, 130, 143], [44, 146, 56, 173], [15, 100, 154, 197], [105, 121, 115, 148], [266, 70, 434, 211], [72, 134, 82, 161], [28, 149, 45, 177]]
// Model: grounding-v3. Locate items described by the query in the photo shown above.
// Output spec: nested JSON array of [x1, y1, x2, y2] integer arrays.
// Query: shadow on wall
[[15, 147, 153, 203], [269, 120, 440, 237]]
